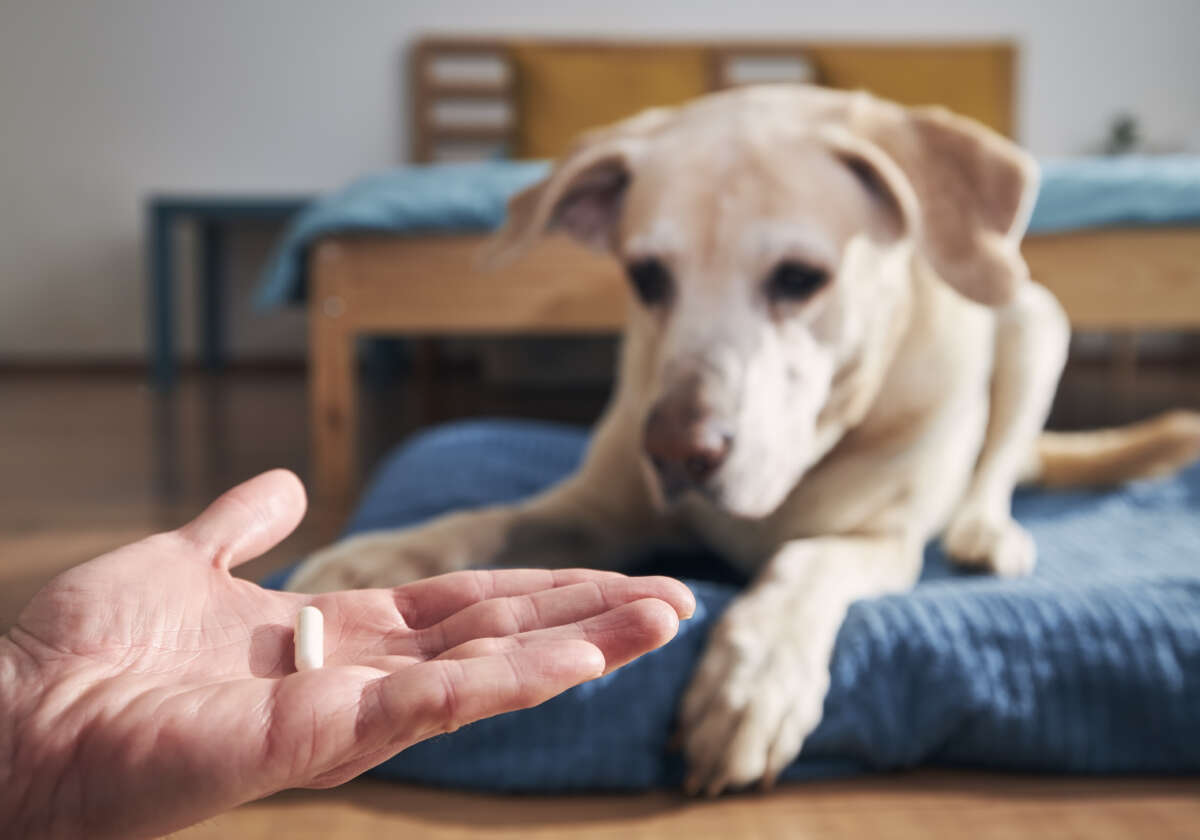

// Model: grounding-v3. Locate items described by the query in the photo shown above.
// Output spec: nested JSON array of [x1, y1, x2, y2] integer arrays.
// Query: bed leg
[[309, 241, 358, 531]]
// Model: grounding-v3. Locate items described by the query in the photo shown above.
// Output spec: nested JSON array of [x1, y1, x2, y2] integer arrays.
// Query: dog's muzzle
[[642, 376, 734, 500]]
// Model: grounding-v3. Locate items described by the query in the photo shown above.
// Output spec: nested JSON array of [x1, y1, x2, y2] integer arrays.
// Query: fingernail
[[680, 585, 697, 619], [585, 646, 606, 678]]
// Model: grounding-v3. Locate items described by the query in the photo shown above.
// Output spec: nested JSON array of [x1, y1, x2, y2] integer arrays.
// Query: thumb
[[177, 469, 307, 571]]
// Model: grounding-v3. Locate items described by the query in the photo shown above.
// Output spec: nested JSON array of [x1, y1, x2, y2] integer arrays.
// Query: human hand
[[0, 470, 693, 838]]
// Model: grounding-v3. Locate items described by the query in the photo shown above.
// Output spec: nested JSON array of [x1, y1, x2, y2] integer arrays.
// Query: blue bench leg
[[199, 221, 226, 371], [148, 206, 175, 390]]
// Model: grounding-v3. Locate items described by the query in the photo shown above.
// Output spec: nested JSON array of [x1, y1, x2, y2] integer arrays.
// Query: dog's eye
[[766, 261, 829, 303], [626, 259, 673, 306]]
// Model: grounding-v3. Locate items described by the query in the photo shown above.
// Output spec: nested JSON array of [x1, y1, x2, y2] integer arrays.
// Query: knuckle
[[430, 663, 462, 732], [478, 599, 518, 634]]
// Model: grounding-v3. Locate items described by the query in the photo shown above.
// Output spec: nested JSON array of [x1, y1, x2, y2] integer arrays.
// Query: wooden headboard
[[409, 37, 1016, 163]]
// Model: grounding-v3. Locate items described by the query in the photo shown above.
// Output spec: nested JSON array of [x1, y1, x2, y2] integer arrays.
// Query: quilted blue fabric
[[268, 419, 1200, 791], [256, 156, 1200, 307], [1031, 155, 1200, 233]]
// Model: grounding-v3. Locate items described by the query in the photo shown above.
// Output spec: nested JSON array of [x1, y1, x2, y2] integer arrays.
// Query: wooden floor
[[178, 774, 1200, 839], [1, 365, 1198, 839]]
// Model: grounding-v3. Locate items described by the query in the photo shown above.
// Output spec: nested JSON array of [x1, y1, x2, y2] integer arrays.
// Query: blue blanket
[[256, 155, 1200, 307], [269, 420, 1200, 791]]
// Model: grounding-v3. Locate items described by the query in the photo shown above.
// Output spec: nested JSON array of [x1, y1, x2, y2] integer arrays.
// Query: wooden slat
[[328, 233, 627, 334], [427, 80, 510, 97], [409, 40, 434, 163], [1023, 227, 1200, 329], [417, 36, 511, 55], [428, 124, 512, 142]]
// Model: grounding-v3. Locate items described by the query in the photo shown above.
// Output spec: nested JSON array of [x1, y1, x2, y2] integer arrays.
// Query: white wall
[[2, 0, 1198, 361]]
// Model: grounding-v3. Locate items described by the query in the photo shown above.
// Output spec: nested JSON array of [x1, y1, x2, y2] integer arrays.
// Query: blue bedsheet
[[1033, 156, 1200, 233], [267, 420, 1200, 791], [257, 155, 1200, 308]]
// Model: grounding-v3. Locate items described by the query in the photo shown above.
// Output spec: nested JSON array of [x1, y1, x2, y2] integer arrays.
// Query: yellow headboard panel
[[511, 44, 711, 160], [409, 38, 1016, 162], [804, 44, 1014, 137]]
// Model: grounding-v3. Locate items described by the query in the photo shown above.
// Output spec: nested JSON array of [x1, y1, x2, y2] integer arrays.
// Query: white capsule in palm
[[294, 605, 324, 671]]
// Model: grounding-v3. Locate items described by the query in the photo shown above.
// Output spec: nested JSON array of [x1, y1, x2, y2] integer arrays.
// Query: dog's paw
[[285, 530, 454, 593], [942, 505, 1036, 578], [677, 594, 828, 796]]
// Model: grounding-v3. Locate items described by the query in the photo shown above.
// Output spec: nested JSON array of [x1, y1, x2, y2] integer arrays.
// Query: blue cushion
[[268, 419, 1200, 791]]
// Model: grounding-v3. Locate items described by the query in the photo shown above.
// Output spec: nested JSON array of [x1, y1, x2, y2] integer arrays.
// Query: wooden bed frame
[[307, 37, 1200, 508]]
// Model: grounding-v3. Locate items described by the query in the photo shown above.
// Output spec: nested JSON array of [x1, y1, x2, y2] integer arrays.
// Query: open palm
[[3, 470, 693, 839]]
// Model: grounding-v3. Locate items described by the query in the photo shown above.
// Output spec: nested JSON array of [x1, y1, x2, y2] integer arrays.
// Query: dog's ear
[[483, 107, 676, 266], [836, 95, 1039, 306]]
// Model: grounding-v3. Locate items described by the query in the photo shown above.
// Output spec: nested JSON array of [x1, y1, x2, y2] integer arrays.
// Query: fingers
[[392, 568, 619, 629], [434, 598, 682, 675], [177, 469, 307, 571], [308, 604, 670, 786], [360, 639, 605, 746], [290, 598, 683, 789], [416, 576, 692, 656], [392, 567, 694, 629]]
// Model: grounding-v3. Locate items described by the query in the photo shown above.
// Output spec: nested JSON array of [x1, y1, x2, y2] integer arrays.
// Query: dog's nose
[[644, 407, 733, 492]]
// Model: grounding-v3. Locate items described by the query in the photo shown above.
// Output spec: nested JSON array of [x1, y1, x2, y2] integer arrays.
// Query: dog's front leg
[[679, 534, 921, 795], [943, 282, 1069, 577], [286, 504, 542, 593], [286, 470, 649, 593], [286, 410, 661, 594]]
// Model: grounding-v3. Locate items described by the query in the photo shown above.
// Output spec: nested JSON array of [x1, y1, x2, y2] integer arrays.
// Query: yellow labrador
[[289, 85, 1200, 794]]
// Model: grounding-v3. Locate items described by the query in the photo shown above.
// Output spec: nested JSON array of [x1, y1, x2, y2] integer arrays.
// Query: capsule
[[294, 605, 324, 671]]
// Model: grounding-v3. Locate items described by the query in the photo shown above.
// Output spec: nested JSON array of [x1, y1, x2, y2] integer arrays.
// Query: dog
[[288, 85, 1200, 795]]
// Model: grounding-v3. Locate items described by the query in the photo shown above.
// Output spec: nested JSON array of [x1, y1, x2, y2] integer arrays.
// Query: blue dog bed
[[269, 420, 1200, 790]]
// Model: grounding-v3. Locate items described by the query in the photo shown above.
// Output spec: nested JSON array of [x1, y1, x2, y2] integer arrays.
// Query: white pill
[[294, 605, 324, 671]]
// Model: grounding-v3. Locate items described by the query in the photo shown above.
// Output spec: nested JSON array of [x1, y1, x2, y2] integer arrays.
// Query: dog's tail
[[1027, 410, 1200, 488]]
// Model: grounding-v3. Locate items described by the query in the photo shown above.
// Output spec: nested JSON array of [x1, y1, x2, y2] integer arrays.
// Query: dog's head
[[488, 86, 1038, 518]]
